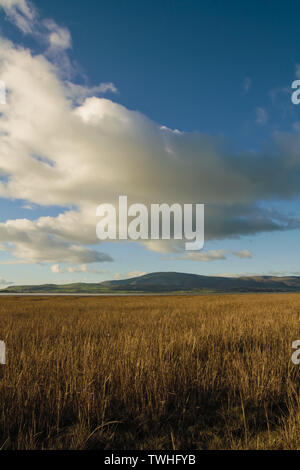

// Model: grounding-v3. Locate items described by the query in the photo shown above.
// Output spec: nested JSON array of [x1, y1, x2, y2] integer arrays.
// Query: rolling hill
[[2, 271, 300, 294]]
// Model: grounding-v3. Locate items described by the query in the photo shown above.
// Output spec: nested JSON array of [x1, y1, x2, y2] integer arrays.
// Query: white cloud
[[43, 19, 71, 50], [51, 264, 63, 273], [232, 249, 252, 259], [65, 81, 118, 104], [242, 77, 251, 94], [0, 6, 300, 266], [0, 39, 298, 264], [51, 263, 107, 274], [0, 0, 72, 59], [127, 270, 147, 278], [0, 276, 13, 287], [0, 215, 112, 264], [172, 250, 228, 262]]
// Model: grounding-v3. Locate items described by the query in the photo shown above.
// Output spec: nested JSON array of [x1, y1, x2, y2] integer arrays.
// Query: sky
[[1, 0, 300, 286]]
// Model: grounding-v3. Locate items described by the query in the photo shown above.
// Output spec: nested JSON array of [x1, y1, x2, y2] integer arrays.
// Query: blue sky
[[1, 0, 300, 286], [39, 0, 300, 141]]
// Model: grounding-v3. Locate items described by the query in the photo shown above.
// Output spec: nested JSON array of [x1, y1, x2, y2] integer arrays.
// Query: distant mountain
[[2, 272, 300, 294]]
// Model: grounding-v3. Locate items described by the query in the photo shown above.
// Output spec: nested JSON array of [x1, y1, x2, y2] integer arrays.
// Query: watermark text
[[96, 196, 204, 251]]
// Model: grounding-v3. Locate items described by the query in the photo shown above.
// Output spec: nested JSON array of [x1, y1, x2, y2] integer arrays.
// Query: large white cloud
[[0, 1, 300, 265], [0, 217, 112, 264], [232, 249, 252, 259], [0, 0, 72, 52]]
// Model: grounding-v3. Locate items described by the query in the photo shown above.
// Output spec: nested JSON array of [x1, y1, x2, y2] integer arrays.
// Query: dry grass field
[[0, 293, 299, 450]]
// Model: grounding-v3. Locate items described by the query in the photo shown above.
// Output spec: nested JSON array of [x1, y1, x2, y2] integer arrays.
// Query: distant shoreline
[[0, 291, 299, 297]]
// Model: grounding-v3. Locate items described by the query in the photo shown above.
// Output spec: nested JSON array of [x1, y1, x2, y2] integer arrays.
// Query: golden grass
[[0, 293, 299, 450]]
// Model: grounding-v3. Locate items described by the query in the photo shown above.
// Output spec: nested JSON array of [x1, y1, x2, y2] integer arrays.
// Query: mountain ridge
[[2, 271, 300, 294]]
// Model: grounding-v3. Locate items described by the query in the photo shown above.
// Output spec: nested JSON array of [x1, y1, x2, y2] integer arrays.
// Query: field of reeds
[[0, 293, 299, 450]]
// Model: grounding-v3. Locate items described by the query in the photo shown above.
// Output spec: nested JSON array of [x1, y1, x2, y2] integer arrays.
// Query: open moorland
[[0, 294, 299, 450]]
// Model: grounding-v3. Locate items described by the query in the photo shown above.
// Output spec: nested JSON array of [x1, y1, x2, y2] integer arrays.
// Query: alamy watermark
[[0, 341, 5, 365], [0, 80, 6, 105], [96, 196, 204, 250]]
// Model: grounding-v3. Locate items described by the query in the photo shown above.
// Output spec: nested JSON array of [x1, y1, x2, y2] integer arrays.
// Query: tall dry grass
[[0, 293, 299, 450]]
